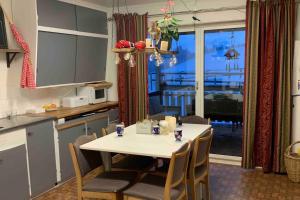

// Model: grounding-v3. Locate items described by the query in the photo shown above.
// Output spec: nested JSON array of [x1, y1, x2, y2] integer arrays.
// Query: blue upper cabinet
[[76, 6, 108, 35], [37, 0, 77, 30]]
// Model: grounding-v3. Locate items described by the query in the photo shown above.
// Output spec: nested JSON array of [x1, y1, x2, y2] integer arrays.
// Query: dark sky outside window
[[204, 28, 245, 92]]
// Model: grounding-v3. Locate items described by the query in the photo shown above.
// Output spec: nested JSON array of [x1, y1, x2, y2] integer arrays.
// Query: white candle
[[165, 116, 176, 132], [160, 41, 169, 51], [146, 38, 153, 48], [159, 120, 169, 135]]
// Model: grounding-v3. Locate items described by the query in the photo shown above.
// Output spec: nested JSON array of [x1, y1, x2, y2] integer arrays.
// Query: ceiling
[[88, 0, 168, 7]]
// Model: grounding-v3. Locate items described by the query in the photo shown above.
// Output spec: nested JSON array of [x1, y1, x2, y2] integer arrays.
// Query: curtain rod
[[107, 5, 245, 21]]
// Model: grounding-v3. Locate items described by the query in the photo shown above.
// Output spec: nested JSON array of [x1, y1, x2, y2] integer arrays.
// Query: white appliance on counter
[[62, 96, 89, 108], [77, 85, 108, 104], [292, 41, 300, 145]]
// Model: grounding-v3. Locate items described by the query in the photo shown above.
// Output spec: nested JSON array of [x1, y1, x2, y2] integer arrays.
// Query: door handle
[[0, 159, 3, 164], [195, 81, 199, 90]]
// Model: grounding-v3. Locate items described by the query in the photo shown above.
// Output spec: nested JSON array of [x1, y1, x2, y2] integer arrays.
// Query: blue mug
[[174, 128, 183, 141], [153, 125, 160, 135], [116, 124, 124, 136]]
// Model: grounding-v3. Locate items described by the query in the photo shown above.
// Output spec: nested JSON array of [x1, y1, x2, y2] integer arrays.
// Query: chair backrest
[[189, 129, 213, 180], [181, 115, 210, 125], [164, 142, 191, 200], [69, 134, 103, 177], [101, 123, 118, 171], [102, 123, 118, 136], [149, 114, 166, 121]]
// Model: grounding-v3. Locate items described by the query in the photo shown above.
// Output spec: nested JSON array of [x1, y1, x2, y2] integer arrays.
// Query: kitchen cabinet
[[37, 31, 77, 86], [75, 36, 108, 83], [12, 0, 109, 87], [86, 116, 108, 138], [0, 145, 30, 200], [76, 6, 108, 34], [37, 0, 76, 30], [26, 120, 56, 197], [58, 123, 86, 182]]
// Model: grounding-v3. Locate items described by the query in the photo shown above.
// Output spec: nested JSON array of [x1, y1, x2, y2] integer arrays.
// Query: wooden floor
[[36, 163, 300, 200]]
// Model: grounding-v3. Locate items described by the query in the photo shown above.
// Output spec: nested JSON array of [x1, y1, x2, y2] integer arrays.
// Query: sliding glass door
[[197, 25, 245, 157], [147, 24, 245, 157]]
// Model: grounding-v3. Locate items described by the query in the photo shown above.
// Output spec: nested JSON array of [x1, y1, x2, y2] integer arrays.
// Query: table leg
[[100, 152, 112, 171]]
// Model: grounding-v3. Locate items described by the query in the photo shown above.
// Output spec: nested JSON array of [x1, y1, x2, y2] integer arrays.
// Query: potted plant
[[156, 15, 180, 50]]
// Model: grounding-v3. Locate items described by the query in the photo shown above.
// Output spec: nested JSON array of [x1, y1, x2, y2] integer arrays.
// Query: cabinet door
[[76, 6, 108, 35], [37, 0, 76, 30], [58, 123, 86, 182], [0, 145, 30, 200], [75, 36, 107, 83], [86, 116, 108, 138], [37, 31, 76, 86], [26, 121, 56, 197]]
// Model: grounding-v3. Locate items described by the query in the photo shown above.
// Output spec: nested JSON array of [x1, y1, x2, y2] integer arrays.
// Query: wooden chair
[[181, 115, 210, 125], [149, 113, 166, 121], [188, 129, 213, 200], [123, 142, 191, 200], [68, 134, 137, 200], [101, 123, 156, 173]]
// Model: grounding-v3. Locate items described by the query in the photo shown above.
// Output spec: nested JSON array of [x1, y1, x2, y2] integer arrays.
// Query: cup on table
[[174, 128, 183, 141], [152, 125, 160, 135], [116, 124, 124, 136]]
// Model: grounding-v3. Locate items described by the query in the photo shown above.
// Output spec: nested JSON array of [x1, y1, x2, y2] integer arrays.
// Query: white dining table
[[80, 123, 211, 158]]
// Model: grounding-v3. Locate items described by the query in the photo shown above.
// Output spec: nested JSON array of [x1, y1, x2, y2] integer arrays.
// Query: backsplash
[[0, 53, 77, 118]]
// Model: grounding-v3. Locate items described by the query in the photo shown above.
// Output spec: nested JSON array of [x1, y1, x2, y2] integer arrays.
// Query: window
[[148, 32, 196, 116]]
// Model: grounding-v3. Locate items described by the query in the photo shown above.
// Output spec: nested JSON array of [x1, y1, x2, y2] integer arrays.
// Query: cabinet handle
[[27, 132, 33, 136], [0, 159, 3, 164]]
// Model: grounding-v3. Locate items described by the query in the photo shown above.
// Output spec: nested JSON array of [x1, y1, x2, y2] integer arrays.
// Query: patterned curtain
[[242, 0, 296, 173], [113, 13, 149, 126]]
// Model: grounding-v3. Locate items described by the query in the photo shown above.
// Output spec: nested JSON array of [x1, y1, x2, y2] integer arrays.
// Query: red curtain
[[113, 13, 149, 126], [242, 0, 296, 173]]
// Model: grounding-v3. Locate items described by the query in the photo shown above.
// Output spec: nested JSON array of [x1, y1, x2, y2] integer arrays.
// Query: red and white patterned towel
[[9, 22, 36, 88]]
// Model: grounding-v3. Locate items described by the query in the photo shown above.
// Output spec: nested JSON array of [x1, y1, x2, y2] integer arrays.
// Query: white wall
[[296, 5, 300, 40], [117, 0, 246, 25], [0, 0, 118, 118], [292, 5, 300, 144]]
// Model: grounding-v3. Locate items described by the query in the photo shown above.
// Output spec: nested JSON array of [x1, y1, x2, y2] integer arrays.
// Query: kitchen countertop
[[31, 101, 118, 119], [0, 101, 118, 134], [0, 115, 54, 134]]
